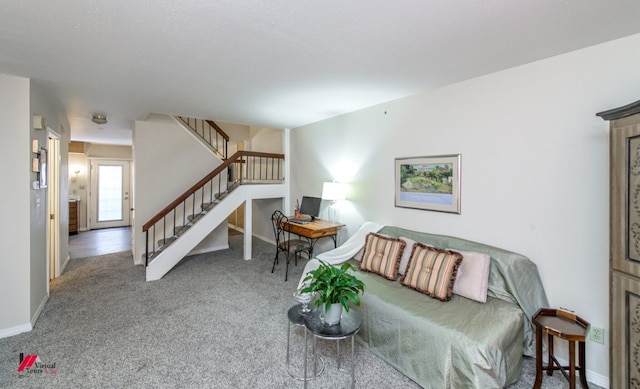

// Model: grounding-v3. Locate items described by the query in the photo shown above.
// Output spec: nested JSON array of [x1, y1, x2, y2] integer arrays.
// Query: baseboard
[[253, 233, 275, 246], [542, 355, 609, 388], [59, 255, 70, 275], [1, 286, 50, 341], [0, 323, 32, 339], [31, 293, 49, 328], [587, 370, 609, 388]]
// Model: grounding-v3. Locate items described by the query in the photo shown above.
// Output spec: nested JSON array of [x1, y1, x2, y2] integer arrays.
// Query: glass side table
[[303, 307, 361, 389], [287, 304, 324, 381]]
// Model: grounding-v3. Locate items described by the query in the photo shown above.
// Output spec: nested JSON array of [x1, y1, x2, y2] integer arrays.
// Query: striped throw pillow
[[359, 233, 406, 280], [401, 243, 463, 301]]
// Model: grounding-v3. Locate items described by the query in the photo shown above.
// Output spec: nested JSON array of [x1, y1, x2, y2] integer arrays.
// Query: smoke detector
[[91, 114, 107, 125]]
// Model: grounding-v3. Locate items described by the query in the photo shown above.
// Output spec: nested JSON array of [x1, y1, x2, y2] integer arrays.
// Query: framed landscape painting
[[395, 154, 461, 214]]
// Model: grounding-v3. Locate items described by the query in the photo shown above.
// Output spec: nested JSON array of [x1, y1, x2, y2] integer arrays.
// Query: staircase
[[145, 181, 284, 281], [141, 116, 285, 281], [177, 116, 228, 160]]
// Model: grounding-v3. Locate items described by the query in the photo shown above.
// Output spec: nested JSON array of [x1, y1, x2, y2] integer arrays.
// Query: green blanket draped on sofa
[[351, 226, 549, 388]]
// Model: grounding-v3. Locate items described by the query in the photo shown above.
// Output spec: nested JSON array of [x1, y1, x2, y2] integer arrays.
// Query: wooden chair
[[271, 210, 312, 281]]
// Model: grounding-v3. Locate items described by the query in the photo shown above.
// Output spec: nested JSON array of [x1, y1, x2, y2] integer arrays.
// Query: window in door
[[89, 159, 131, 229], [97, 165, 123, 222]]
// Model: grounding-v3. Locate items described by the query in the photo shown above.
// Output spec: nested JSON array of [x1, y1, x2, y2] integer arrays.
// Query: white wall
[[28, 84, 48, 326], [252, 198, 284, 243], [291, 33, 640, 383], [189, 222, 229, 254], [217, 121, 250, 143], [250, 126, 283, 153], [85, 143, 132, 159], [30, 81, 70, 323], [0, 75, 32, 335], [0, 75, 70, 337]]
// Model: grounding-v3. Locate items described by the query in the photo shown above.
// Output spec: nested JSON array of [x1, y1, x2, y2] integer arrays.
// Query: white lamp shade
[[321, 182, 346, 201]]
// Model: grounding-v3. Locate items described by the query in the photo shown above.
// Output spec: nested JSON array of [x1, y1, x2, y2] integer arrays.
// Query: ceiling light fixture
[[91, 114, 107, 125]]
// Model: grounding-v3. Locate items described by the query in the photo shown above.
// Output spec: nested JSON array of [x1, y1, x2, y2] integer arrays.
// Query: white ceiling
[[2, 1, 640, 146]]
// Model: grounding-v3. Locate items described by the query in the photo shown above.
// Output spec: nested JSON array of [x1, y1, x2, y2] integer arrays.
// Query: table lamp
[[322, 181, 346, 222]]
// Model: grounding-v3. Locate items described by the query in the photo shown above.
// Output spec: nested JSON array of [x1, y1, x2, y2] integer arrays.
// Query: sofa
[[301, 224, 549, 388]]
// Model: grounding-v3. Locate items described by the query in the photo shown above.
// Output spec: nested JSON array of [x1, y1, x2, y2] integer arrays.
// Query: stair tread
[[174, 225, 189, 234], [157, 236, 178, 246], [187, 213, 206, 222]]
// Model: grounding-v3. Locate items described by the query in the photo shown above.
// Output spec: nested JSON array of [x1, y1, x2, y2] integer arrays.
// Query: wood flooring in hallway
[[69, 227, 132, 259]]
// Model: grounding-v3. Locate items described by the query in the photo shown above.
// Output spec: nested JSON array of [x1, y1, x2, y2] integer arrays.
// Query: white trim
[[541, 355, 609, 388], [0, 323, 32, 339], [31, 293, 49, 328], [283, 128, 291, 213], [243, 199, 252, 260], [88, 158, 132, 229], [59, 255, 70, 275], [586, 371, 609, 388]]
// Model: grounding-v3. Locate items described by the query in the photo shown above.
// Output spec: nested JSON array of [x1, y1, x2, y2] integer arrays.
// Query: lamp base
[[328, 203, 339, 222]]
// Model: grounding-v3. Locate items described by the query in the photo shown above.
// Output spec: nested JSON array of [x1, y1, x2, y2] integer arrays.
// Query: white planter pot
[[324, 303, 343, 326]]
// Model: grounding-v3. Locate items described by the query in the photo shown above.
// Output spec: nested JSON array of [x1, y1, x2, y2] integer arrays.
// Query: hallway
[[68, 227, 241, 260], [68, 226, 132, 259]]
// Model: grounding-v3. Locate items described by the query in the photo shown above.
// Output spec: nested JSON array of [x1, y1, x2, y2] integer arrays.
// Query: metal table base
[[303, 308, 361, 389], [287, 304, 324, 381]]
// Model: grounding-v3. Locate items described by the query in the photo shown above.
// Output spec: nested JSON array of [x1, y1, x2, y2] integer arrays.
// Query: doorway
[[47, 132, 61, 284], [89, 159, 131, 229]]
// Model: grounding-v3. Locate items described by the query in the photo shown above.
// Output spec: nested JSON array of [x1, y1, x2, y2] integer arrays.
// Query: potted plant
[[300, 260, 365, 325]]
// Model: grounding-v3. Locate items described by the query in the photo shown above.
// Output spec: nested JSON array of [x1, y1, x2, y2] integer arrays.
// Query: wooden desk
[[284, 219, 345, 257]]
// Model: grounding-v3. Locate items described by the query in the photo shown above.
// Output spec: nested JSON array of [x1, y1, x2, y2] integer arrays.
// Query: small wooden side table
[[532, 308, 590, 389]]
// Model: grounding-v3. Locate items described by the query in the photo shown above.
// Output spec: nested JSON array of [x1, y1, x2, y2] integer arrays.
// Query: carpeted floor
[[0, 235, 591, 388]]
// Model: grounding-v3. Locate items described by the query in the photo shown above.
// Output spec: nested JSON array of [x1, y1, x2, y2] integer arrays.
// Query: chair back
[[271, 210, 288, 246]]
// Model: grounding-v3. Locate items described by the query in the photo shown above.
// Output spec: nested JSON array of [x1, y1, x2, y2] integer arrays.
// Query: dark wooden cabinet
[[69, 199, 79, 235], [597, 100, 640, 388]]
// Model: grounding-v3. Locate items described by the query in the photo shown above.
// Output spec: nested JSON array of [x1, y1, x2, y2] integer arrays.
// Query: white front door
[[89, 159, 131, 229]]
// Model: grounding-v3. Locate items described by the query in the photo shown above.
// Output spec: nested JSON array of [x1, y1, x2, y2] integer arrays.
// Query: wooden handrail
[[205, 120, 230, 142], [177, 117, 229, 157], [142, 150, 284, 232]]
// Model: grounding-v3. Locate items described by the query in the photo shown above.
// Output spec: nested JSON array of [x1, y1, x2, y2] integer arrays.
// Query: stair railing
[[177, 117, 229, 159], [142, 151, 284, 265]]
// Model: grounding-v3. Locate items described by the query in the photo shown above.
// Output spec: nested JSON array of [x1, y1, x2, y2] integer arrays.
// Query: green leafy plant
[[300, 261, 365, 312]]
